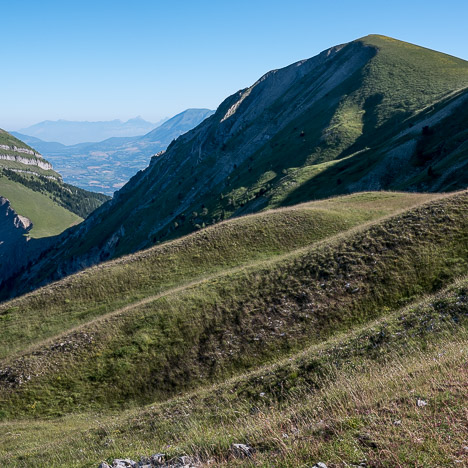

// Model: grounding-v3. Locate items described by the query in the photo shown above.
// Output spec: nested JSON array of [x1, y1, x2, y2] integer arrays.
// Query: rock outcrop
[[0, 197, 52, 285], [0, 197, 31, 278], [0, 153, 53, 171], [98, 454, 198, 468]]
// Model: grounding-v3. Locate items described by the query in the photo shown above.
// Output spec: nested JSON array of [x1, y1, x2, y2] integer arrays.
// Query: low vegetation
[[0, 191, 465, 428], [0, 273, 466, 467], [3, 169, 110, 218], [1, 169, 110, 219], [0, 174, 82, 237], [0, 191, 441, 358]]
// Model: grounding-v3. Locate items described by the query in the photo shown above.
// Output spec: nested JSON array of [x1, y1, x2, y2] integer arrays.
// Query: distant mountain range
[[13, 108, 214, 194], [17, 116, 165, 145]]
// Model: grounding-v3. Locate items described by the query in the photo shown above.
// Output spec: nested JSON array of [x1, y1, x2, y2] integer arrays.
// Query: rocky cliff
[[0, 197, 53, 282], [0, 129, 60, 178]]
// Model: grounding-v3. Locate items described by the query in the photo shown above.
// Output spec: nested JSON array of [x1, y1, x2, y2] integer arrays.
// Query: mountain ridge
[[3, 34, 468, 297], [17, 116, 164, 145]]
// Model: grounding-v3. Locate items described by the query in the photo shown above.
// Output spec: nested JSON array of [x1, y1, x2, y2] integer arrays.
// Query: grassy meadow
[[0, 175, 82, 237], [0, 275, 466, 467]]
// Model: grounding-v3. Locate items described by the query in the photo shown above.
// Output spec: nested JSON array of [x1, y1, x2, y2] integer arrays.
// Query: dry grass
[[0, 277, 466, 467], [0, 191, 466, 467]]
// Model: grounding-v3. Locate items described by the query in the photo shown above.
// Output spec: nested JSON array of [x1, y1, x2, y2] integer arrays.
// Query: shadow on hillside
[[279, 92, 425, 206]]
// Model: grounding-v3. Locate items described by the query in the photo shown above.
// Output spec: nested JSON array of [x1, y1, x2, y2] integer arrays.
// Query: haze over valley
[[12, 109, 214, 194]]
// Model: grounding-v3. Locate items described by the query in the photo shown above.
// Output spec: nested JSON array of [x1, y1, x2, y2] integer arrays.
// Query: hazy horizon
[[2, 0, 467, 130]]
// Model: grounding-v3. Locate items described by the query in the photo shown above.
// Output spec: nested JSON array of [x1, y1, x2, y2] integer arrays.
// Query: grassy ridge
[[1, 275, 466, 467], [0, 191, 435, 358], [358, 35, 468, 126], [0, 190, 466, 418]]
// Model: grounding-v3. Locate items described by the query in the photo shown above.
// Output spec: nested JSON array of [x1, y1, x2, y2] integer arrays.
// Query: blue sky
[[2, 0, 467, 129]]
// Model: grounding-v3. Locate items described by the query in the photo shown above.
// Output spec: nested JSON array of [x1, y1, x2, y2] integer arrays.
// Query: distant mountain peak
[[18, 116, 160, 145], [127, 116, 145, 122]]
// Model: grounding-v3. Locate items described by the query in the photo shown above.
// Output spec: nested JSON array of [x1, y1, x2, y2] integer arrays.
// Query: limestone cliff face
[[0, 144, 42, 156], [0, 153, 53, 171], [0, 131, 59, 176], [0, 197, 32, 279], [0, 197, 54, 287]]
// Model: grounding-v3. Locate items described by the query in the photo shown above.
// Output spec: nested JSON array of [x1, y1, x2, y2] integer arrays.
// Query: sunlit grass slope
[[0, 191, 438, 359], [0, 175, 82, 237], [0, 190, 466, 423], [1, 274, 466, 467]]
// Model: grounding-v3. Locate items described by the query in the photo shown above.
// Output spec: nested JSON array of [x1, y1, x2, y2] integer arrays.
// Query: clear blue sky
[[2, 0, 467, 129]]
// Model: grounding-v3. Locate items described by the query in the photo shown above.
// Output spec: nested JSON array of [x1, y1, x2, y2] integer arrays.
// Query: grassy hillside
[[0, 168, 110, 219], [0, 190, 466, 467], [0, 129, 110, 221], [0, 34, 467, 467], [0, 191, 439, 358], [1, 267, 466, 467], [0, 174, 81, 237], [0, 191, 466, 425]]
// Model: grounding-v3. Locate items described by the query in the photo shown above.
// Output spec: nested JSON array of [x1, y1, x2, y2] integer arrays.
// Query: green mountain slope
[[0, 177, 80, 238], [6, 35, 467, 298], [0, 129, 111, 285], [0, 190, 466, 467], [0, 191, 438, 359], [2, 279, 466, 467], [0, 129, 109, 223], [0, 190, 466, 415]]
